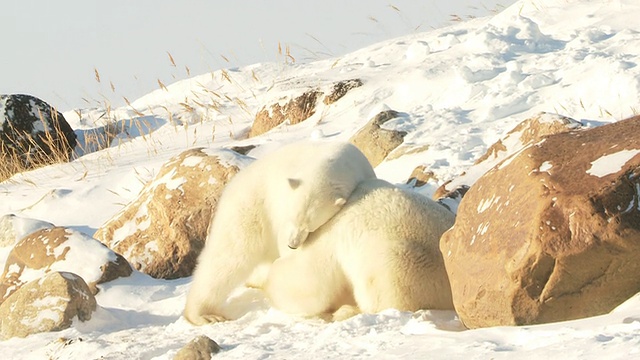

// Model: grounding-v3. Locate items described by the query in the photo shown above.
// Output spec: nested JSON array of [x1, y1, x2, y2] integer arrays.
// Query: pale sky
[[0, 0, 514, 111]]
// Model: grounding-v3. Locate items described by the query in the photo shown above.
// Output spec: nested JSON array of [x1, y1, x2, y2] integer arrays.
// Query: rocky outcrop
[[0, 94, 77, 178], [94, 148, 254, 279], [0, 227, 131, 303], [350, 110, 407, 167], [433, 112, 582, 202], [250, 90, 322, 137], [0, 271, 96, 339], [323, 79, 363, 105], [174, 335, 221, 359], [441, 115, 640, 328]]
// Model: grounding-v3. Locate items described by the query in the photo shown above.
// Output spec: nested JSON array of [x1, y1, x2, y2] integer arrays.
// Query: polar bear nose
[[287, 228, 309, 250]]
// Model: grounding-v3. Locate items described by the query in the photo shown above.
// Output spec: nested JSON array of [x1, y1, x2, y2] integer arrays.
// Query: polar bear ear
[[288, 178, 302, 189], [334, 197, 347, 206]]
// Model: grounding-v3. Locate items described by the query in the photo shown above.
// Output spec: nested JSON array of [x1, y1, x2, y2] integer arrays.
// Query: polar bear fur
[[265, 178, 455, 320], [184, 141, 376, 325]]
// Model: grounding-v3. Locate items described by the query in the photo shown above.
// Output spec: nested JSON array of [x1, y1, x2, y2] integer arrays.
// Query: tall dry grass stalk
[[0, 111, 75, 182]]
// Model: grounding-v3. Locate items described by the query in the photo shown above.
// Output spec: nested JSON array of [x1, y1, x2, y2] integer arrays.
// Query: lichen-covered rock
[[0, 227, 131, 303], [0, 271, 96, 339], [350, 110, 406, 167], [323, 79, 363, 105], [174, 335, 221, 360], [0, 94, 77, 178], [250, 90, 322, 137], [434, 112, 582, 204], [94, 148, 254, 279], [441, 115, 640, 328]]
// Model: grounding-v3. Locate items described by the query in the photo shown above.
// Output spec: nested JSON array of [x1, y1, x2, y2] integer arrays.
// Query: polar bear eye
[[288, 178, 302, 189]]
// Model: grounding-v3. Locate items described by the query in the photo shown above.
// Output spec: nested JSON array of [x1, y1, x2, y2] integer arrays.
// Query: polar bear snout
[[279, 224, 310, 250], [287, 228, 310, 249]]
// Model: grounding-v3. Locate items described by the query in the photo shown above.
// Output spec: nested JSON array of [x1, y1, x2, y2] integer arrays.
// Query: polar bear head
[[278, 177, 349, 250]]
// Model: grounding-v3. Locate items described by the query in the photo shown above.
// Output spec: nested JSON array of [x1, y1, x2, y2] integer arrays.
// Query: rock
[[323, 79, 363, 105], [0, 227, 131, 303], [436, 185, 470, 214], [0, 271, 96, 339], [433, 112, 582, 204], [350, 110, 407, 167], [250, 90, 322, 137], [0, 214, 54, 248], [174, 335, 221, 360], [227, 144, 256, 156], [440, 115, 640, 328], [406, 165, 437, 187], [0, 94, 77, 178], [94, 148, 254, 279]]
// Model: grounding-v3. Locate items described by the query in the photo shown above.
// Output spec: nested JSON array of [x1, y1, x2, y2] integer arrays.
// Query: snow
[[47, 230, 117, 285], [539, 161, 553, 173], [587, 149, 640, 177], [1, 0, 640, 358]]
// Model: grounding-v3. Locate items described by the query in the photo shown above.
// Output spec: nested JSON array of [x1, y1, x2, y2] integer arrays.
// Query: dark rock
[[324, 79, 363, 105], [0, 94, 77, 177]]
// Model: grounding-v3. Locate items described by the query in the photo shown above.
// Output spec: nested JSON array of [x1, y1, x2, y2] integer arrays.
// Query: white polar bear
[[265, 178, 455, 320], [184, 141, 376, 325]]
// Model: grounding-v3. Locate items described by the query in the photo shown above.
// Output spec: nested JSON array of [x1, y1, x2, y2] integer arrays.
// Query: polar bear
[[184, 141, 376, 325], [265, 178, 455, 320]]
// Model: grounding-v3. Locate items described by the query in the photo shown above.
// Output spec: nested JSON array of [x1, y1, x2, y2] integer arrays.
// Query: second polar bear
[[184, 141, 376, 325], [265, 178, 455, 319]]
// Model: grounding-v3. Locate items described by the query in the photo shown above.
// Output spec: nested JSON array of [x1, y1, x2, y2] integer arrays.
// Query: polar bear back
[[332, 179, 455, 311]]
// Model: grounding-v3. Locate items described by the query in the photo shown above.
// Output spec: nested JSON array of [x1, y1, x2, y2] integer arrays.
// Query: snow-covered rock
[[0, 227, 131, 303], [94, 148, 254, 279], [0, 271, 96, 339]]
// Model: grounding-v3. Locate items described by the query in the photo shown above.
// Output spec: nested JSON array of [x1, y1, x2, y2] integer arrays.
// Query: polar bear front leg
[[184, 232, 270, 325]]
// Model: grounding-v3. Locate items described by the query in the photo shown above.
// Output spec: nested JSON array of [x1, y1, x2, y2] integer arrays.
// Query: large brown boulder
[[441, 115, 640, 328], [0, 271, 96, 339], [250, 90, 322, 137], [0, 227, 132, 303], [0, 94, 77, 180], [434, 112, 583, 202], [94, 148, 253, 279], [350, 110, 407, 167]]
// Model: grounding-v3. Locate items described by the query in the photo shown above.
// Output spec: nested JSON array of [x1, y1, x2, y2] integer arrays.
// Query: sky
[[0, 0, 514, 111]]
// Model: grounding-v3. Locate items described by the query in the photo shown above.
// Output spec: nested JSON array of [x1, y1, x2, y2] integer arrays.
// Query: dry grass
[[0, 113, 76, 182]]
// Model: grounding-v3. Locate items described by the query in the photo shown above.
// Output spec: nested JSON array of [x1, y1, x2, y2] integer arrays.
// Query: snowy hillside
[[1, 0, 640, 358]]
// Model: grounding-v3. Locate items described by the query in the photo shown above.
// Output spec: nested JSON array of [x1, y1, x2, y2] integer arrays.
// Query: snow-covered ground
[[2, 0, 640, 358]]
